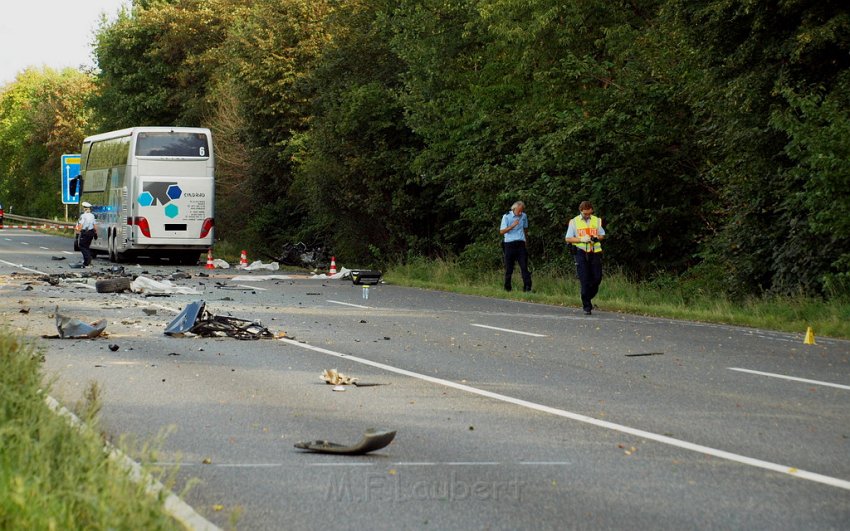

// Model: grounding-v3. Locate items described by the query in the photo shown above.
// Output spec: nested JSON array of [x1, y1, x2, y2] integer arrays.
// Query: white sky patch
[[0, 0, 129, 86]]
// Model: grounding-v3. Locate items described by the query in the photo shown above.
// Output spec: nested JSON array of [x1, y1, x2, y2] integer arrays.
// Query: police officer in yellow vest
[[565, 201, 605, 315]]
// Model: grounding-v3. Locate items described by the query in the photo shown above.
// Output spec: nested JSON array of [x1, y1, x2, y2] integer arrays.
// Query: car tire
[[95, 277, 132, 293]]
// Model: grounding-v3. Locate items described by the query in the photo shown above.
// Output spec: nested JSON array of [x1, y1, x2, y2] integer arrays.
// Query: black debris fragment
[[624, 352, 664, 357], [164, 300, 274, 340], [51, 256, 66, 261], [294, 429, 396, 455], [108, 344, 120, 351]]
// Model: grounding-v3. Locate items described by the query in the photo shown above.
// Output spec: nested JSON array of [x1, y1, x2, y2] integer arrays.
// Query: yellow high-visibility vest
[[574, 215, 602, 253]]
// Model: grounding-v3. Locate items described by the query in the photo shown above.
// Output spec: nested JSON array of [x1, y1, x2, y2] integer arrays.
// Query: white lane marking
[[470, 323, 546, 337], [309, 463, 375, 467], [62, 251, 75, 255], [40, 246, 50, 250], [235, 284, 267, 291], [279, 338, 850, 491], [4, 238, 11, 241], [519, 461, 572, 466], [20, 242, 29, 245], [45, 396, 219, 531], [327, 300, 370, 309], [216, 463, 283, 468], [729, 368, 850, 391], [0, 258, 48, 275]]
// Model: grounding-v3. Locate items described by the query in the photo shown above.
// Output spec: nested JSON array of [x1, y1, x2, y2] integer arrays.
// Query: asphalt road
[[2, 228, 849, 530]]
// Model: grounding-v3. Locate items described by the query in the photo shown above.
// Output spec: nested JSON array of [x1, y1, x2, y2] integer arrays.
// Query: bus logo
[[139, 182, 183, 218]]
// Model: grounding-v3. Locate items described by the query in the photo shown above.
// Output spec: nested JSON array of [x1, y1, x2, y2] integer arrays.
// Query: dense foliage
[[0, 0, 847, 297]]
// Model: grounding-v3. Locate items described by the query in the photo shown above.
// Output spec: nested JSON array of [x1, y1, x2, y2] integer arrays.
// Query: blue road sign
[[61, 154, 81, 205]]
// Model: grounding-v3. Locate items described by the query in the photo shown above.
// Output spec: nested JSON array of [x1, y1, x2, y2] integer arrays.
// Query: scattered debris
[[164, 300, 274, 340], [351, 270, 382, 285], [268, 241, 330, 270], [23, 285, 33, 291], [624, 352, 664, 357], [108, 344, 120, 351], [332, 385, 346, 392], [321, 368, 357, 385], [96, 277, 132, 293], [294, 429, 396, 455], [54, 306, 107, 339], [229, 275, 293, 282], [131, 276, 202, 296], [211, 258, 231, 269], [19, 308, 29, 314], [51, 256, 66, 261], [142, 308, 157, 316], [169, 271, 192, 280]]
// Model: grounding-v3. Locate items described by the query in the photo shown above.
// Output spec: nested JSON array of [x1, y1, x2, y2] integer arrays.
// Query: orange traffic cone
[[205, 248, 215, 269], [239, 250, 248, 268], [329, 256, 337, 275], [804, 326, 816, 345]]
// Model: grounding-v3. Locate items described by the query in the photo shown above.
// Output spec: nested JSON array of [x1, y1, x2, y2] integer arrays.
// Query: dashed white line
[[62, 251, 75, 255], [20, 241, 29, 245], [729, 368, 850, 391], [40, 246, 50, 250], [327, 300, 370, 309], [235, 284, 267, 291], [470, 323, 546, 337], [279, 338, 850, 491]]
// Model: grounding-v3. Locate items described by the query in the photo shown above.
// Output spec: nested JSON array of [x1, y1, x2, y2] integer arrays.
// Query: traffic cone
[[205, 248, 215, 269], [239, 250, 248, 268], [329, 256, 337, 275], [804, 326, 816, 345]]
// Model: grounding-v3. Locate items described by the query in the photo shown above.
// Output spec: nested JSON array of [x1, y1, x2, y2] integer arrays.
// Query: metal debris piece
[[51, 256, 66, 261], [294, 429, 397, 455], [164, 300, 274, 340], [624, 352, 664, 357], [54, 306, 107, 339]]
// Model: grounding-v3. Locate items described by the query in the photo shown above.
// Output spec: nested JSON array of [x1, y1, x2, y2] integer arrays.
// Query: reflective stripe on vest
[[575, 215, 602, 253]]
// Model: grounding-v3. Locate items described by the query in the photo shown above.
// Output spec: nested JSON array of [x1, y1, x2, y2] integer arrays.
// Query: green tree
[[0, 68, 96, 217]]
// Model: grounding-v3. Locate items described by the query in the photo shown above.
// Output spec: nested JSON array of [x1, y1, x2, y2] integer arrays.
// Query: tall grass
[[385, 258, 850, 339], [0, 329, 181, 530]]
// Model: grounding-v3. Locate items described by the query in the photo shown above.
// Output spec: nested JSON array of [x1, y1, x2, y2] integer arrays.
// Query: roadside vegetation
[[386, 258, 850, 340], [2, 1, 848, 330], [0, 328, 181, 530]]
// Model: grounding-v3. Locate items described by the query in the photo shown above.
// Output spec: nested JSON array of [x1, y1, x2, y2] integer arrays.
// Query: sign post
[[61, 154, 81, 204]]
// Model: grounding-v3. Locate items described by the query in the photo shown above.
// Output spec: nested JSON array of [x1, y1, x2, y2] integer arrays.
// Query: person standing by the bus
[[75, 201, 97, 267], [565, 200, 605, 314], [499, 201, 532, 292]]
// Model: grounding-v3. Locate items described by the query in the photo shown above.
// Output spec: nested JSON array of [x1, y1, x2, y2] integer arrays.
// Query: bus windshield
[[135, 132, 209, 157]]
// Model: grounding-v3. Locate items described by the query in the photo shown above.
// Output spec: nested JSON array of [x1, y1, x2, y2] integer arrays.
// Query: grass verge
[[384, 258, 850, 339], [0, 328, 182, 530]]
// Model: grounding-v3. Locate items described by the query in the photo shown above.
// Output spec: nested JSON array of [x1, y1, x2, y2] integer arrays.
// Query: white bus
[[72, 127, 215, 264]]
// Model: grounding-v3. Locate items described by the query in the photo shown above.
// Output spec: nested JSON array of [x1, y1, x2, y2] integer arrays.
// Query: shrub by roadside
[[0, 329, 180, 530]]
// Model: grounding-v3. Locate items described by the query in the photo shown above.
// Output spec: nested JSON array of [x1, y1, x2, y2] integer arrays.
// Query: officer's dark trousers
[[79, 230, 95, 266], [575, 249, 602, 311], [504, 241, 531, 291]]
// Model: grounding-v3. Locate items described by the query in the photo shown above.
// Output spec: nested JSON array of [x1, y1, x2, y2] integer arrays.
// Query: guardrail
[[1, 213, 76, 230]]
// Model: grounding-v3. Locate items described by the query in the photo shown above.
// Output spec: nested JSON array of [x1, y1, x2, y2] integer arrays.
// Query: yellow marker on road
[[804, 326, 816, 345]]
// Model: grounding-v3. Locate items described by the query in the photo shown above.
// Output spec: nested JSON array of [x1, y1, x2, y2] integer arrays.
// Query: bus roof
[[82, 126, 211, 144]]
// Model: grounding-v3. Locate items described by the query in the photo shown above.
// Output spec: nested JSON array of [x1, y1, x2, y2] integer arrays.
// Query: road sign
[[61, 154, 81, 205]]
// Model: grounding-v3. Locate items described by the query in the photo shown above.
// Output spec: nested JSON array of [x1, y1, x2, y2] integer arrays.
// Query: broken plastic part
[[164, 300, 274, 340], [55, 306, 107, 339], [294, 429, 397, 455], [164, 300, 206, 336]]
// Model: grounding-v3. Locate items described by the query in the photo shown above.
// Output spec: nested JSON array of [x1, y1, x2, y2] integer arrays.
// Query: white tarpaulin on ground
[[310, 267, 351, 280], [229, 275, 294, 282], [242, 260, 280, 271], [211, 258, 231, 269], [130, 276, 203, 295]]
